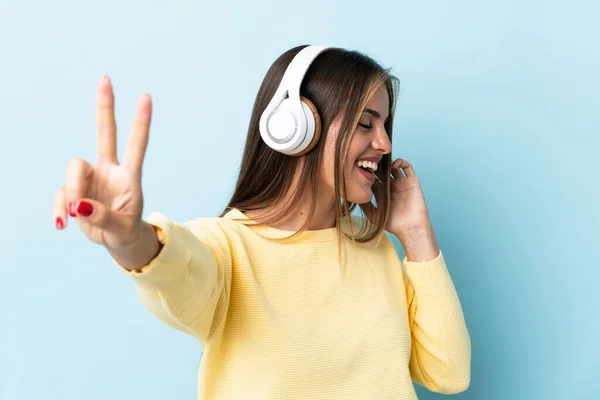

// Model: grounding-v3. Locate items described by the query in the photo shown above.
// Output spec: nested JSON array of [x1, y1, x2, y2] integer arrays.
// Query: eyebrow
[[363, 108, 389, 120]]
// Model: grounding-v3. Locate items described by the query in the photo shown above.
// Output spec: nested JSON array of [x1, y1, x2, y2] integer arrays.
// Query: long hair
[[221, 45, 399, 243]]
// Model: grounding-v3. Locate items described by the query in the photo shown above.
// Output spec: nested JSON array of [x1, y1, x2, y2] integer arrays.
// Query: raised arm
[[53, 77, 230, 342]]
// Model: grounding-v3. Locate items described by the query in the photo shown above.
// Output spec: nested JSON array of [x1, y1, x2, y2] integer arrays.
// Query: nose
[[371, 126, 391, 154]]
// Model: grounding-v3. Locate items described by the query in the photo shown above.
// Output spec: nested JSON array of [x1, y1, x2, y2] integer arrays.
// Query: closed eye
[[358, 123, 373, 129]]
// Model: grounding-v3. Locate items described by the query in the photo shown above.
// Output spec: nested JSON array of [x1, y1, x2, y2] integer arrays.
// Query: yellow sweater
[[118, 209, 471, 399]]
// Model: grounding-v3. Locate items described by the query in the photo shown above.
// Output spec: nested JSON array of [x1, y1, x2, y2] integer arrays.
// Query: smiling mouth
[[355, 165, 376, 183], [355, 160, 378, 173]]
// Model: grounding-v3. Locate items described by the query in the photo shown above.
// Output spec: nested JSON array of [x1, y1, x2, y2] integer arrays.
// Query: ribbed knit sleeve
[[115, 212, 232, 343], [402, 251, 471, 394]]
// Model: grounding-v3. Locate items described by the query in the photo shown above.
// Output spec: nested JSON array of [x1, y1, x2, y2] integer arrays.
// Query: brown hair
[[221, 45, 399, 244]]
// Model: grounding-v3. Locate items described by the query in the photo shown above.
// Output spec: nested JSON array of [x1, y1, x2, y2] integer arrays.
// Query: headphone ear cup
[[292, 97, 322, 156]]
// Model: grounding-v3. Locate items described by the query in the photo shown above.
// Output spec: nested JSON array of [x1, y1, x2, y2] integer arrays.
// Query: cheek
[[345, 144, 365, 175], [347, 134, 370, 159], [345, 158, 357, 178]]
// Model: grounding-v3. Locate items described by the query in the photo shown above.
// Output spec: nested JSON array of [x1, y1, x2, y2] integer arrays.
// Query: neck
[[245, 159, 337, 231], [274, 187, 336, 231]]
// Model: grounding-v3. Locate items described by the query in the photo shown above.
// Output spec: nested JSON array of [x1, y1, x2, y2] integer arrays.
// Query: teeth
[[356, 160, 378, 172]]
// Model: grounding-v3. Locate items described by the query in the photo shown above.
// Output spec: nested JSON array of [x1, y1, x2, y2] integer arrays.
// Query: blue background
[[1, 0, 598, 398]]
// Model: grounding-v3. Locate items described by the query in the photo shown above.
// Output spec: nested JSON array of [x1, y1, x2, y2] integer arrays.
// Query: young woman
[[53, 45, 471, 399]]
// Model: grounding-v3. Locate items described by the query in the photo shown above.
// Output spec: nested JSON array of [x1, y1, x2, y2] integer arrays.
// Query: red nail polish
[[56, 217, 64, 229], [68, 202, 76, 217], [77, 201, 93, 217]]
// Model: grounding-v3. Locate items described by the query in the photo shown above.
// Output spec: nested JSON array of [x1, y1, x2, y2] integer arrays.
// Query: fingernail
[[55, 217, 64, 229], [77, 201, 93, 217], [68, 202, 76, 217]]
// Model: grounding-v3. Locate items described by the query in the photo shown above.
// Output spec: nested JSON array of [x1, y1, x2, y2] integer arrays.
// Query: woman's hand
[[53, 76, 153, 254], [362, 157, 440, 261], [387, 158, 439, 261], [386, 158, 431, 237]]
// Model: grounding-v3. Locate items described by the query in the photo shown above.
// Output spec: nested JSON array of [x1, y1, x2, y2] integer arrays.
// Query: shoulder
[[183, 208, 254, 242], [184, 215, 239, 239]]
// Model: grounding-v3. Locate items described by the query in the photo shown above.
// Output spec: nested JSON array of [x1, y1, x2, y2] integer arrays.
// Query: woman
[[53, 45, 471, 399]]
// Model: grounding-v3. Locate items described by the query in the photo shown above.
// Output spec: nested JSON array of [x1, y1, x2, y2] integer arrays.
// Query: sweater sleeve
[[114, 212, 232, 344], [402, 250, 471, 394]]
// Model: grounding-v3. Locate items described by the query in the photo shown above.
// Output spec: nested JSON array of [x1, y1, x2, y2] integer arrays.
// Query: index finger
[[393, 158, 416, 177], [96, 76, 118, 163]]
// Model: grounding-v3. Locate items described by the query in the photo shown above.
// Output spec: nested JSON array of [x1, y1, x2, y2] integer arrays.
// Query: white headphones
[[259, 45, 332, 156]]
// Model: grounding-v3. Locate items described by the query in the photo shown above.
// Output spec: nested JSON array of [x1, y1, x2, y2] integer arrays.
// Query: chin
[[346, 187, 374, 205]]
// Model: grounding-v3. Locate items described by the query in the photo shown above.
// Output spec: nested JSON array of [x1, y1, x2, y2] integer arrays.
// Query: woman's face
[[320, 84, 392, 205]]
